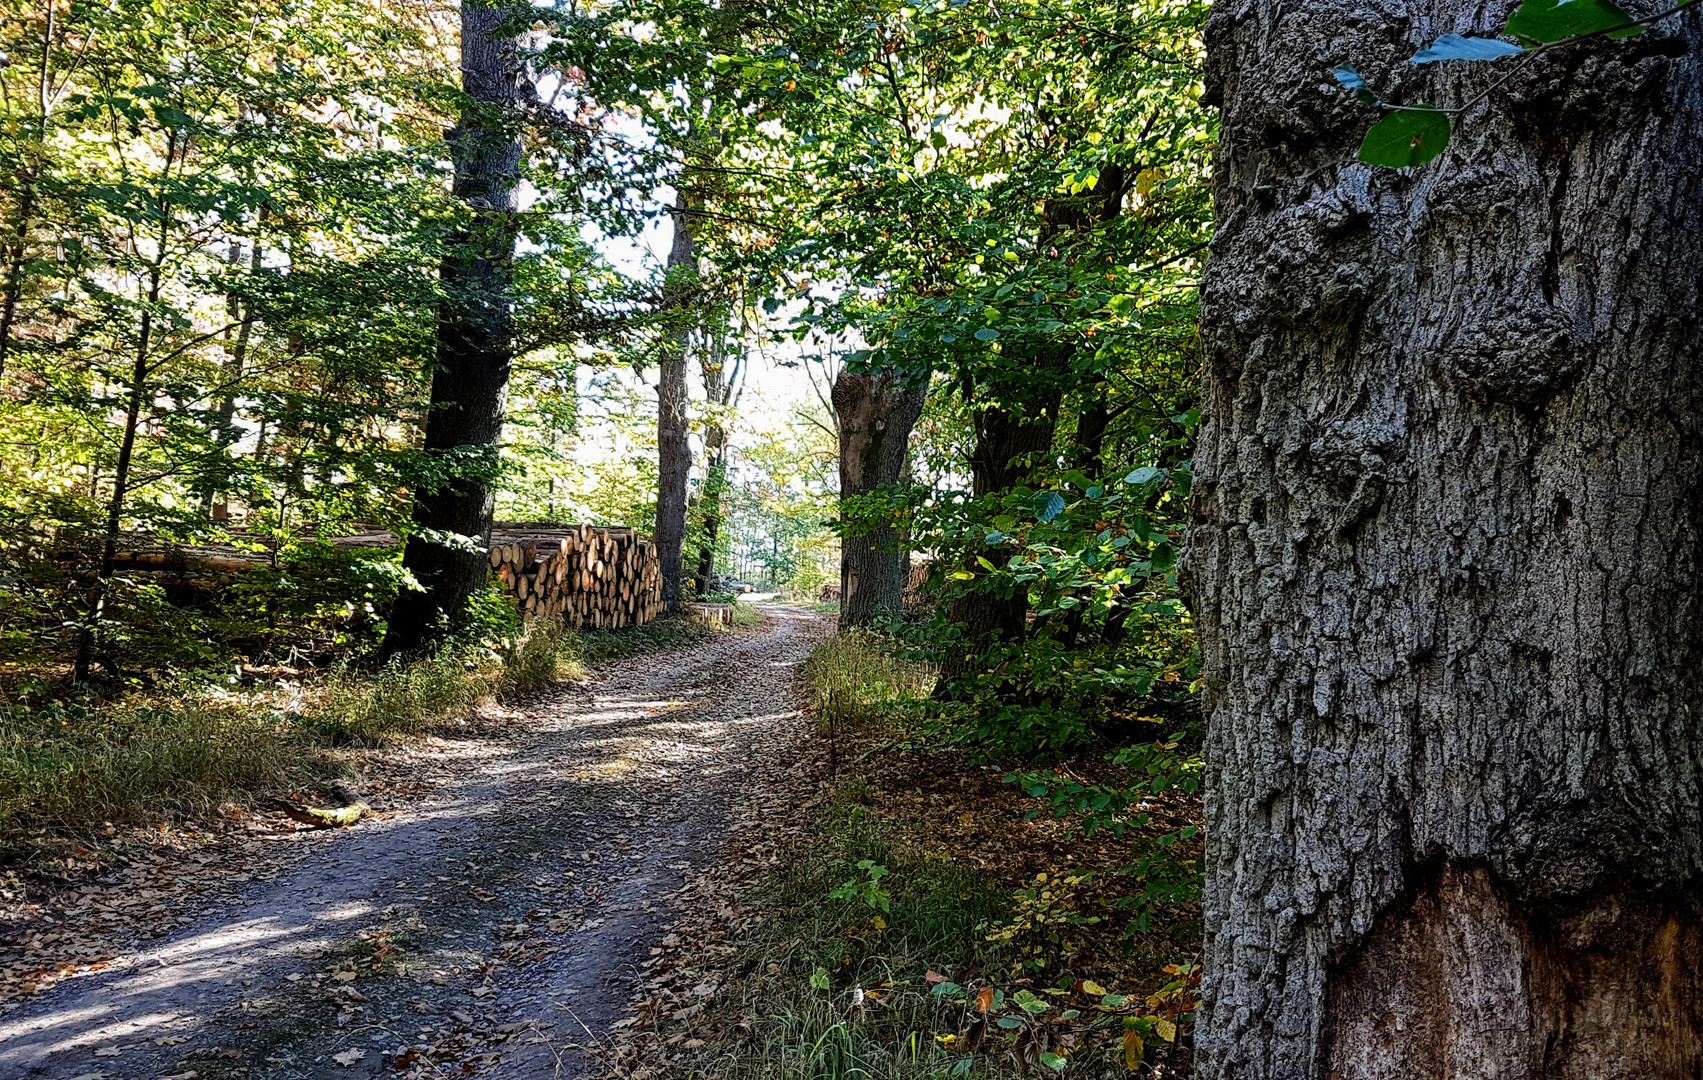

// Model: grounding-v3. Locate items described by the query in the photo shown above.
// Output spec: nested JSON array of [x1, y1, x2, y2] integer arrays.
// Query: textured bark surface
[[831, 371, 925, 627], [383, 0, 523, 655], [1186, 3, 1703, 1077], [655, 201, 696, 611]]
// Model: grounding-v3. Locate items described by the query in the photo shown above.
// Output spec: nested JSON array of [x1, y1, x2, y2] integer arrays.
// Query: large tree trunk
[[655, 199, 696, 611], [831, 371, 925, 628], [934, 371, 1065, 688], [1186, 5, 1703, 1078], [381, 0, 522, 657]]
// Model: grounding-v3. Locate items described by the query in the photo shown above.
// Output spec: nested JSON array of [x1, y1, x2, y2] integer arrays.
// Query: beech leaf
[[1357, 108, 1451, 168], [1505, 0, 1641, 41], [1410, 33, 1524, 62]]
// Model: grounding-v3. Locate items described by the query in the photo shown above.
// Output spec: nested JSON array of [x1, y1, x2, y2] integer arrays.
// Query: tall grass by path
[[0, 612, 717, 839]]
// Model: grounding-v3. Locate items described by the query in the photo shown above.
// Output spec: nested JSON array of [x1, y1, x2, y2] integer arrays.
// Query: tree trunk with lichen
[[1185, 4, 1703, 1078], [832, 371, 925, 627]]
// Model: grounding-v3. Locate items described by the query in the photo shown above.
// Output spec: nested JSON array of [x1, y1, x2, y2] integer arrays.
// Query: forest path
[[1, 604, 826, 1080]]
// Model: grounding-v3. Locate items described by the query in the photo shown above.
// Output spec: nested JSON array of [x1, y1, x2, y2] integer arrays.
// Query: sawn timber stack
[[487, 524, 663, 628]]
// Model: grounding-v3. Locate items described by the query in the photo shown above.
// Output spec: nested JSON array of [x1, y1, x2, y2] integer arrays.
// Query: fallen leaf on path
[[92, 1047, 120, 1057], [331, 1048, 366, 1066]]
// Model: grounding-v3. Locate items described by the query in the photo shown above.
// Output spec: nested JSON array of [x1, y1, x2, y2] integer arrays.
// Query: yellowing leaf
[[1155, 1018, 1178, 1043], [1082, 980, 1108, 997], [1135, 168, 1165, 199], [1122, 1030, 1144, 1071]]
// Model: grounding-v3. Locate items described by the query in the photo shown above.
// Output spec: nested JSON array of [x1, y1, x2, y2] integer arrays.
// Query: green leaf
[[1410, 34, 1525, 62], [1505, 0, 1641, 41], [1124, 466, 1164, 486], [1014, 989, 1051, 1013], [974, 327, 1000, 341], [1357, 108, 1451, 168], [1034, 491, 1065, 522], [1038, 1052, 1067, 1071]]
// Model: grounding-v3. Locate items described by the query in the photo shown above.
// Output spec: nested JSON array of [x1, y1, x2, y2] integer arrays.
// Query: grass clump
[[304, 618, 582, 743], [803, 629, 935, 735], [0, 616, 586, 835], [0, 701, 332, 833]]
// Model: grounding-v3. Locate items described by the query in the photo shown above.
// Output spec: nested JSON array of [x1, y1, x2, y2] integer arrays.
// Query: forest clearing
[[2, 0, 1700, 1076]]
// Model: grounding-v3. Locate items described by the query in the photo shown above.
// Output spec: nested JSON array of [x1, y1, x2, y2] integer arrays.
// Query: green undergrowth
[[693, 793, 1015, 1080]]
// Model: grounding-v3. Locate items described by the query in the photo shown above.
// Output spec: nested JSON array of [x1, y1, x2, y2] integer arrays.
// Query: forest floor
[[0, 603, 829, 1080]]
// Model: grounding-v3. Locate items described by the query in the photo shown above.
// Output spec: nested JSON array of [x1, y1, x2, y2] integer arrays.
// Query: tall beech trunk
[[381, 0, 522, 656], [831, 371, 925, 628], [1187, 5, 1703, 1078], [655, 200, 695, 611]]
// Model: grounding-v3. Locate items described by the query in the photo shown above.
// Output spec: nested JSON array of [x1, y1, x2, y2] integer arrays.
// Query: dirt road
[[0, 604, 825, 1079]]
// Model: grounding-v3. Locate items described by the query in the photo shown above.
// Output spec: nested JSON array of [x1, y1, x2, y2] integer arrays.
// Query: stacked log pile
[[82, 522, 663, 629], [487, 525, 663, 628]]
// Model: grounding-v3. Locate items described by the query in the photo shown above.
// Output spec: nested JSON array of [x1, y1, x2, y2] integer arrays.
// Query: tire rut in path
[[0, 604, 826, 1080]]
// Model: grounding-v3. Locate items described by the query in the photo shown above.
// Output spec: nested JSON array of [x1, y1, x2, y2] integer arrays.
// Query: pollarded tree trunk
[[655, 198, 696, 611], [1186, 5, 1703, 1079], [832, 371, 926, 627], [381, 0, 523, 657]]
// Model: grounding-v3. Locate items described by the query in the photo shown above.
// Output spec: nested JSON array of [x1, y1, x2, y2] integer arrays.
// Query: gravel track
[[0, 604, 826, 1080]]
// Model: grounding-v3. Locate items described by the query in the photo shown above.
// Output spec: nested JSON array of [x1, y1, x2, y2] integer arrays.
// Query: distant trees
[[1189, 1, 1703, 1075]]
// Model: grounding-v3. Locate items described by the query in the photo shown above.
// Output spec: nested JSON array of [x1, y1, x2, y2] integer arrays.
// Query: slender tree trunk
[[204, 242, 259, 521], [832, 371, 926, 628], [381, 0, 522, 657], [0, 183, 35, 383], [694, 328, 740, 594], [73, 273, 160, 683], [1187, 6, 1703, 1078], [655, 199, 695, 610]]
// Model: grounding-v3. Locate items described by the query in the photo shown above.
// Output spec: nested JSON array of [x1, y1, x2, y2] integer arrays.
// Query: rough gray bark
[[1186, 4, 1703, 1078], [831, 371, 925, 628], [655, 199, 696, 611], [381, 0, 523, 656]]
